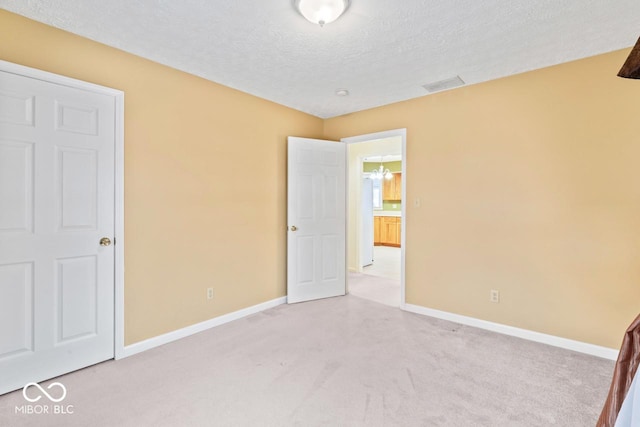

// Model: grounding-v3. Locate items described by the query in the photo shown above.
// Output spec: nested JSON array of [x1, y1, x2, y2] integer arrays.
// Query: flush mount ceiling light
[[618, 36, 640, 79], [335, 88, 349, 96], [293, 0, 350, 27]]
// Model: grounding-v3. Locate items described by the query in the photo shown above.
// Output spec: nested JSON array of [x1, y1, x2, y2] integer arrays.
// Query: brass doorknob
[[99, 237, 112, 246], [290, 226, 298, 231]]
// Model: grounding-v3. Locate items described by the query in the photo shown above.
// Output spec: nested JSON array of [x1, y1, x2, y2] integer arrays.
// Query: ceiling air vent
[[422, 75, 465, 93]]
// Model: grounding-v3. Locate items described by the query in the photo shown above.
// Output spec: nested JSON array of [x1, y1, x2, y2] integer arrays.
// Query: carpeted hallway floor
[[0, 295, 614, 426], [348, 272, 401, 307]]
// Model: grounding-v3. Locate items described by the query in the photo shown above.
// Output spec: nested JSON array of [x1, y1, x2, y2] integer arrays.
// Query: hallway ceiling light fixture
[[293, 0, 351, 27], [370, 157, 393, 180], [618, 36, 640, 79]]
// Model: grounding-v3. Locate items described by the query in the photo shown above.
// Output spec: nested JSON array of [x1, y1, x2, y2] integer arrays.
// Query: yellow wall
[[0, 10, 324, 344], [326, 50, 640, 349], [3, 9, 639, 350]]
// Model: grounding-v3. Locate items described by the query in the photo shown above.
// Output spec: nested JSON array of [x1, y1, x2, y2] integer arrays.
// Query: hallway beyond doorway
[[349, 246, 401, 307], [364, 246, 401, 280]]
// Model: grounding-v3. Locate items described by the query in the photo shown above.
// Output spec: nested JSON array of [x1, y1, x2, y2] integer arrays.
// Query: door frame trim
[[0, 60, 126, 360], [341, 128, 407, 307]]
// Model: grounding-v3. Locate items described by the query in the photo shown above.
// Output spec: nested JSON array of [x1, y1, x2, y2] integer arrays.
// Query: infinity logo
[[22, 382, 67, 403]]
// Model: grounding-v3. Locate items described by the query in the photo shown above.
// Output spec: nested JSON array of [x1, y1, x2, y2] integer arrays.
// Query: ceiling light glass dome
[[294, 0, 350, 27]]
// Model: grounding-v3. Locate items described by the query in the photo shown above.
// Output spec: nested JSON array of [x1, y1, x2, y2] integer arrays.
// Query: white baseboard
[[403, 304, 619, 361], [117, 296, 287, 359]]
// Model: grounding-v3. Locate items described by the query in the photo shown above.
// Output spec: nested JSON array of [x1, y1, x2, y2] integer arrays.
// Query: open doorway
[[341, 130, 406, 308]]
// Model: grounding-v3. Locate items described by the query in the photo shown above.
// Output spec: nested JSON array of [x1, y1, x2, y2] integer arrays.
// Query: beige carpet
[[348, 272, 400, 307], [0, 295, 613, 426]]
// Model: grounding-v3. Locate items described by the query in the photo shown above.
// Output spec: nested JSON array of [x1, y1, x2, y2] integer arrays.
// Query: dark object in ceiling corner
[[618, 37, 640, 79]]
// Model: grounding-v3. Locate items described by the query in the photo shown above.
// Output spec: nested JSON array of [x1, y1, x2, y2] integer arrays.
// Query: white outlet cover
[[490, 290, 500, 302]]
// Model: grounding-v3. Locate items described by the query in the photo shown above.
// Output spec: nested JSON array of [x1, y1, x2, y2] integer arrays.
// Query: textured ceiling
[[2, 1, 639, 118]]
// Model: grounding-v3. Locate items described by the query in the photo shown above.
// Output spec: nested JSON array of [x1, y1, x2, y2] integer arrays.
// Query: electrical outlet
[[414, 198, 421, 208], [207, 288, 214, 300], [490, 290, 500, 303]]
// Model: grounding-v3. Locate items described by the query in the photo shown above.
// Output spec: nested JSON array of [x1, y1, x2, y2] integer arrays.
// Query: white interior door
[[0, 69, 116, 394], [287, 137, 346, 303], [360, 177, 374, 268]]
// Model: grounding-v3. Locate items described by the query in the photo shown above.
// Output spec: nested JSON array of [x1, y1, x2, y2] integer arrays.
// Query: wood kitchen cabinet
[[382, 173, 402, 201], [374, 216, 401, 247], [381, 217, 399, 247]]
